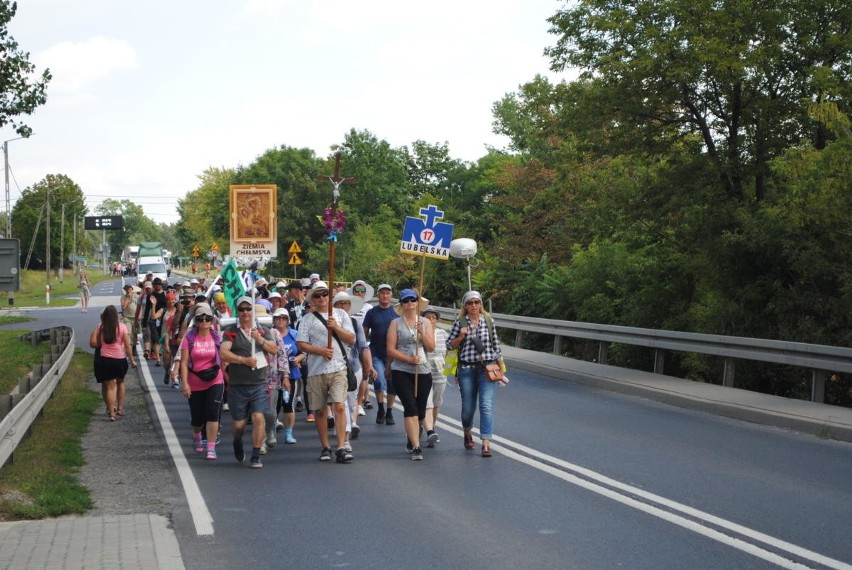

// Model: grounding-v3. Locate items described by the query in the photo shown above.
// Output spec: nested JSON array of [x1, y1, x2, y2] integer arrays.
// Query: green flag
[[220, 259, 246, 315]]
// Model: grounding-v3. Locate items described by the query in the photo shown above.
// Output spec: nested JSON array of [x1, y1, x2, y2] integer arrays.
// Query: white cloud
[[35, 36, 137, 94]]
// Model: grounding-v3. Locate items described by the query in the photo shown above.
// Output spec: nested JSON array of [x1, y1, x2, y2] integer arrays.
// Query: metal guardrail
[[431, 306, 851, 403], [0, 326, 75, 468]]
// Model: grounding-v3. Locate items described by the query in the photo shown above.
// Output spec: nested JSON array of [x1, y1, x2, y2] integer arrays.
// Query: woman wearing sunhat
[[446, 290, 503, 457], [387, 288, 435, 460]]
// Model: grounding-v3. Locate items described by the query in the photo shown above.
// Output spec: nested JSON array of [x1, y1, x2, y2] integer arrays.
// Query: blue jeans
[[371, 357, 395, 395], [458, 364, 496, 440]]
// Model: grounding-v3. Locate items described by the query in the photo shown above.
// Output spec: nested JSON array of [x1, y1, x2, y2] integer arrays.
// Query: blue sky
[[5, 0, 568, 225]]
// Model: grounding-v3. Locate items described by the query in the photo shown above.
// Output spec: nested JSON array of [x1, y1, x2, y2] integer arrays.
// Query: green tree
[[0, 0, 51, 138], [176, 166, 234, 258]]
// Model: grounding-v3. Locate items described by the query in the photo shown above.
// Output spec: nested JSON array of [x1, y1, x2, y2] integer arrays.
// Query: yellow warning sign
[[288, 253, 302, 265], [288, 241, 302, 254]]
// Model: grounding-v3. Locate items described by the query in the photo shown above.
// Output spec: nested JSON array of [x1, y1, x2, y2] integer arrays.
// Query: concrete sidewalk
[[503, 344, 852, 443], [0, 514, 184, 569]]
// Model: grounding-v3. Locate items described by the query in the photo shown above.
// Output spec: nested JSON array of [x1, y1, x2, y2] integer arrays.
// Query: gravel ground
[[78, 366, 183, 517]]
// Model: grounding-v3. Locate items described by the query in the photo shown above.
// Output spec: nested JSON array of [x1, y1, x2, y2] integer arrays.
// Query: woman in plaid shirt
[[445, 290, 503, 457]]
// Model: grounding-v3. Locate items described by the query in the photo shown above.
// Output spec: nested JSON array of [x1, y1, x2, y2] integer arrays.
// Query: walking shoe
[[344, 440, 352, 452], [364, 400, 373, 409], [427, 432, 440, 448], [267, 432, 277, 448], [358, 405, 366, 416], [350, 425, 360, 439], [464, 433, 475, 450], [171, 381, 180, 390], [335, 447, 354, 463], [405, 439, 414, 454], [375, 409, 385, 424], [410, 447, 423, 461], [222, 402, 230, 412], [260, 442, 268, 455], [193, 438, 204, 453], [233, 439, 245, 463], [319, 447, 332, 462], [250, 456, 263, 469], [384, 410, 395, 425], [306, 413, 316, 423], [275, 419, 284, 432], [206, 449, 217, 460], [295, 400, 304, 412], [284, 429, 297, 444]]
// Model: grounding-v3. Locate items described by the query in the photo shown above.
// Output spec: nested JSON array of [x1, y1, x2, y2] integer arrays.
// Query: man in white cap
[[297, 281, 356, 463], [363, 284, 398, 425]]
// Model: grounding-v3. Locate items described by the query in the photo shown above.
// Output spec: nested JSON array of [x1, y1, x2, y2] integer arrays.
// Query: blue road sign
[[400, 205, 454, 259]]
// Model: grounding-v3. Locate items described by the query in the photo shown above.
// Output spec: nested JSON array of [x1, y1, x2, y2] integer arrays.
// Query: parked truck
[[137, 241, 168, 282]]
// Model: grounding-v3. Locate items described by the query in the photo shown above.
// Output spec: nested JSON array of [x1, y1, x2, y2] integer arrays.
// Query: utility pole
[[45, 187, 50, 301], [60, 203, 65, 282]]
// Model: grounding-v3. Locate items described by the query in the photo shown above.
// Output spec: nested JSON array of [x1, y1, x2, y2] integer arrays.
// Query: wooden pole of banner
[[318, 152, 357, 349]]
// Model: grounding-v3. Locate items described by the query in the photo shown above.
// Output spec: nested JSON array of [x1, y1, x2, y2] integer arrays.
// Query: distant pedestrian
[[421, 306, 448, 447], [120, 283, 140, 354], [78, 269, 91, 313], [446, 290, 503, 458], [90, 305, 137, 421], [363, 284, 398, 425]]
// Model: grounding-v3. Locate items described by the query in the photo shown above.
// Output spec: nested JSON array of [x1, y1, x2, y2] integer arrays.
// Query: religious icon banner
[[229, 184, 278, 260]]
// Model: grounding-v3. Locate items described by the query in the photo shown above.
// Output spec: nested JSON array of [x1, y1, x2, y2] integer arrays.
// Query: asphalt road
[[6, 279, 852, 569]]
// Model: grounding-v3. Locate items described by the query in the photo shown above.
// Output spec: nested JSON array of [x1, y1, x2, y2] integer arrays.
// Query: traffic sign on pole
[[288, 253, 302, 265], [288, 241, 302, 254]]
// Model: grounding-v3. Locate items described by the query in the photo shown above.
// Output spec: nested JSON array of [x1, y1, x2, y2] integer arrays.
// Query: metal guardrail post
[[553, 335, 563, 355], [653, 349, 665, 374], [811, 370, 827, 403], [723, 358, 735, 387], [597, 341, 608, 364], [515, 329, 524, 348]]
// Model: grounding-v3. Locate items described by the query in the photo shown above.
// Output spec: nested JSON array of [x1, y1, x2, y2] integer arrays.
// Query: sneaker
[[306, 413, 316, 423], [233, 439, 245, 463], [285, 430, 297, 444], [206, 449, 217, 460], [344, 440, 352, 452], [364, 400, 373, 409], [405, 439, 414, 453], [260, 442, 268, 455], [350, 425, 360, 439], [319, 447, 332, 462], [427, 432, 440, 448], [267, 432, 277, 448], [171, 381, 180, 390], [358, 405, 366, 417], [222, 402, 230, 412], [193, 438, 204, 453], [411, 447, 423, 461], [384, 410, 395, 425], [275, 419, 284, 432], [250, 456, 263, 469], [335, 447, 354, 463], [295, 400, 304, 412], [375, 409, 385, 425]]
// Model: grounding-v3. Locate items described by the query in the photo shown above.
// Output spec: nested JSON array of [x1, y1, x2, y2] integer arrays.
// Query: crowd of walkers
[[91, 269, 505, 468]]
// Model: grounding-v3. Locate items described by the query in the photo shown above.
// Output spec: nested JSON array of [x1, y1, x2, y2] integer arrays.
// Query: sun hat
[[393, 288, 430, 315], [306, 280, 331, 302], [377, 283, 392, 293], [235, 295, 254, 308], [272, 308, 289, 319], [143, 281, 153, 289], [275, 281, 287, 290], [310, 273, 320, 281], [268, 291, 282, 300], [421, 306, 440, 318], [332, 291, 365, 315], [254, 303, 269, 316], [194, 303, 214, 318], [190, 278, 199, 284], [213, 292, 226, 303], [347, 279, 375, 300], [256, 298, 273, 312], [181, 287, 195, 297]]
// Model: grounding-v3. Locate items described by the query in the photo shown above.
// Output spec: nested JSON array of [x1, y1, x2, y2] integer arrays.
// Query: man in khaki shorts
[[297, 280, 356, 463]]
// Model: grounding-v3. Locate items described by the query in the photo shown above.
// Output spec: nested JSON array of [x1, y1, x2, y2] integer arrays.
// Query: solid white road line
[[433, 414, 850, 570], [139, 356, 214, 536]]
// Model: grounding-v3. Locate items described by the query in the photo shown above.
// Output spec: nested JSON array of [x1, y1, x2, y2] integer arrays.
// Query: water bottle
[[283, 389, 290, 403]]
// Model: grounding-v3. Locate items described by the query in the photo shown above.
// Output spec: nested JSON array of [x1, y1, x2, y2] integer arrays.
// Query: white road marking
[[138, 356, 214, 536], [433, 413, 851, 570]]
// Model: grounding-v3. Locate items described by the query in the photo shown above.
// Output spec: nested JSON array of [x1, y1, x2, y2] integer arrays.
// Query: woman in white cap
[[446, 290, 503, 457]]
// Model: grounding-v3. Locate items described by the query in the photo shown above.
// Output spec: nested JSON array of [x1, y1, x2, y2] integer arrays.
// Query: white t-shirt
[[298, 308, 354, 377]]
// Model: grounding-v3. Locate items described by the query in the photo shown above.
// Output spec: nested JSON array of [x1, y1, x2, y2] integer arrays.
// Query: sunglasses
[[465, 299, 482, 306], [237, 306, 253, 312], [353, 288, 366, 293], [401, 297, 418, 304], [313, 291, 329, 298], [195, 315, 213, 323], [274, 315, 288, 319]]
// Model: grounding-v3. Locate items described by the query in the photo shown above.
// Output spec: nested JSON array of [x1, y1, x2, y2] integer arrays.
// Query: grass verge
[[0, 327, 50, 394], [0, 350, 101, 520], [0, 269, 113, 308]]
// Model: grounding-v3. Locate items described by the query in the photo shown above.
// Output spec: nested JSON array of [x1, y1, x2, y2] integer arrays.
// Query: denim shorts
[[227, 384, 270, 421]]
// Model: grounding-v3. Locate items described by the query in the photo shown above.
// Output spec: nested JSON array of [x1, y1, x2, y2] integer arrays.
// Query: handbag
[[193, 364, 220, 382], [484, 362, 503, 382]]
